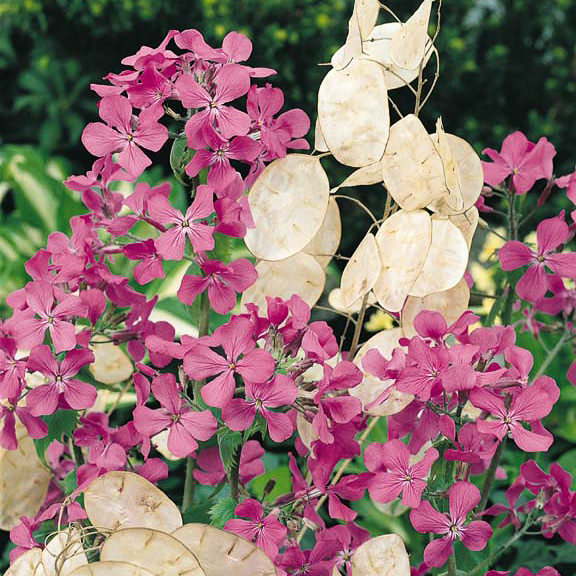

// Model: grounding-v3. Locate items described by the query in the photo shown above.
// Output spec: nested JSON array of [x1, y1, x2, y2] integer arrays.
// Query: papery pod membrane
[[302, 197, 342, 268], [440, 207, 479, 249], [389, 0, 433, 71], [89, 335, 133, 385], [350, 328, 413, 416], [100, 528, 205, 576], [381, 115, 446, 210], [41, 528, 88, 576], [296, 409, 318, 451], [340, 233, 381, 307], [83, 471, 182, 533], [408, 218, 469, 298], [351, 534, 410, 576], [314, 119, 329, 153], [427, 133, 483, 215], [244, 155, 330, 261], [372, 209, 432, 312], [318, 59, 390, 168], [333, 163, 383, 190], [151, 429, 179, 462], [172, 524, 277, 576], [0, 421, 51, 530], [240, 253, 325, 311], [70, 562, 155, 576], [433, 118, 464, 212], [361, 23, 433, 89], [328, 288, 376, 314], [4, 549, 46, 576], [401, 277, 470, 338]]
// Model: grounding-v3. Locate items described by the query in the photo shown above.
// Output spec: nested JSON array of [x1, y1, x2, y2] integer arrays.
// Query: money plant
[[0, 1, 574, 576]]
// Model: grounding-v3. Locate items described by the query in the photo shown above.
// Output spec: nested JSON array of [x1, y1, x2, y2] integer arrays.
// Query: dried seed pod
[[433, 118, 464, 212], [427, 133, 483, 215], [408, 218, 469, 297], [4, 548, 45, 576], [245, 155, 330, 261], [438, 207, 479, 249], [373, 209, 432, 312], [100, 529, 204, 576], [83, 471, 182, 533], [351, 534, 410, 576], [401, 277, 470, 338], [350, 329, 413, 416], [381, 115, 446, 210], [389, 0, 433, 71], [314, 119, 329, 153], [70, 563, 155, 576], [318, 59, 390, 168], [302, 197, 342, 268], [340, 233, 381, 307], [172, 524, 276, 576], [328, 288, 376, 314], [0, 422, 51, 530], [241, 253, 325, 311], [42, 528, 88, 576], [90, 336, 133, 385], [334, 163, 383, 190]]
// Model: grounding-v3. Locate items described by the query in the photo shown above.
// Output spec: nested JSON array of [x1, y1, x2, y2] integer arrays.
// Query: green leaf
[[218, 429, 243, 475], [183, 499, 213, 524], [208, 498, 237, 528], [33, 409, 78, 464], [242, 415, 267, 442], [250, 466, 291, 503]]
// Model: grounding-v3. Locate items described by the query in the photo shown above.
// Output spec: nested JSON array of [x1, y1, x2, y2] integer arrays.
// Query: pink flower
[[13, 282, 86, 353], [482, 131, 556, 194], [0, 401, 47, 449], [148, 185, 214, 260], [26, 345, 96, 416], [183, 316, 275, 407], [365, 440, 439, 508], [123, 240, 165, 284], [410, 482, 493, 567], [469, 380, 558, 452], [133, 373, 217, 458], [0, 338, 26, 399], [499, 215, 576, 301], [82, 95, 168, 178], [178, 258, 257, 314], [176, 64, 252, 139], [126, 65, 172, 110], [225, 499, 287, 558], [222, 375, 297, 442]]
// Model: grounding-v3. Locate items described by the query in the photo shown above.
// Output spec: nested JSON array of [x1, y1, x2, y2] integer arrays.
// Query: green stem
[[349, 293, 369, 360], [477, 437, 506, 513], [229, 451, 241, 502], [182, 457, 196, 512], [447, 551, 457, 576], [533, 331, 570, 379]]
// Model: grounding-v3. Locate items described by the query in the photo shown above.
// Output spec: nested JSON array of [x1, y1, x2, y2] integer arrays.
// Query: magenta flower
[[0, 338, 26, 399], [26, 345, 96, 416], [0, 401, 47, 450], [185, 129, 261, 190], [176, 64, 252, 139], [178, 258, 257, 314], [469, 381, 557, 452], [499, 215, 576, 301], [126, 65, 172, 111], [13, 282, 86, 353], [225, 499, 287, 558], [82, 95, 168, 177], [148, 185, 215, 260], [410, 482, 493, 567], [123, 239, 165, 284], [133, 373, 217, 458], [482, 131, 556, 194], [365, 440, 439, 508], [222, 375, 297, 442], [183, 316, 275, 408]]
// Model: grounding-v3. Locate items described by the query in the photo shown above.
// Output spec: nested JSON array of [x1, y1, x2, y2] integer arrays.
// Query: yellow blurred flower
[[480, 228, 506, 262], [365, 309, 394, 332]]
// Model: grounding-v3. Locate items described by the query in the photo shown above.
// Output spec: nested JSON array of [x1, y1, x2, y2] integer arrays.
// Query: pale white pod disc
[[314, 118, 329, 153], [328, 288, 375, 314], [302, 197, 342, 268], [83, 471, 182, 533], [42, 528, 88, 576], [440, 207, 479, 249], [172, 524, 276, 576], [373, 209, 432, 312], [245, 155, 330, 261], [381, 114, 446, 210], [4, 549, 46, 576], [351, 534, 410, 576], [434, 118, 464, 212], [70, 562, 155, 576], [318, 59, 390, 168], [100, 529, 205, 576], [90, 336, 133, 385], [408, 218, 469, 297], [241, 253, 325, 311], [334, 163, 383, 190]]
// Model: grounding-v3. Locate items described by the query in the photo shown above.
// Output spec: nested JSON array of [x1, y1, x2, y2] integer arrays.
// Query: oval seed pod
[[42, 528, 88, 576], [318, 59, 390, 168], [90, 336, 133, 385], [245, 155, 330, 261], [433, 118, 464, 212], [70, 563, 156, 576], [334, 163, 383, 190], [302, 197, 342, 268], [4, 548, 45, 576], [351, 534, 411, 576], [440, 207, 479, 249], [172, 524, 277, 576], [83, 471, 183, 533], [314, 118, 329, 153]]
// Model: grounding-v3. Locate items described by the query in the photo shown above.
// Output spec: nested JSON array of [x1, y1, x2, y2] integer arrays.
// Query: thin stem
[[349, 293, 369, 360], [533, 330, 570, 379], [230, 453, 241, 502], [471, 291, 499, 300], [182, 457, 196, 512], [447, 551, 457, 576], [477, 437, 506, 513], [333, 195, 379, 227]]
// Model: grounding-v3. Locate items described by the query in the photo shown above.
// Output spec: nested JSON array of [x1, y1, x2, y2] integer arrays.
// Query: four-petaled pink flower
[[176, 64, 252, 140], [26, 345, 96, 416], [178, 257, 257, 314], [225, 499, 287, 558], [148, 185, 215, 260], [365, 440, 439, 508], [82, 95, 168, 177], [183, 316, 275, 408], [482, 131, 556, 194], [499, 215, 576, 302], [133, 373, 217, 458], [222, 375, 297, 442], [410, 481, 493, 567]]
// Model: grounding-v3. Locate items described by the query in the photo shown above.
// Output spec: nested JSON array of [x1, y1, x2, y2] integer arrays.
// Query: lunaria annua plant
[[1, 1, 575, 576]]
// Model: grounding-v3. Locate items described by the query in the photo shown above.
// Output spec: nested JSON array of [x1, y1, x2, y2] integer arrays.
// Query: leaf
[[250, 466, 292, 503], [34, 409, 78, 464], [208, 498, 237, 528], [182, 499, 213, 524], [218, 430, 243, 475]]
